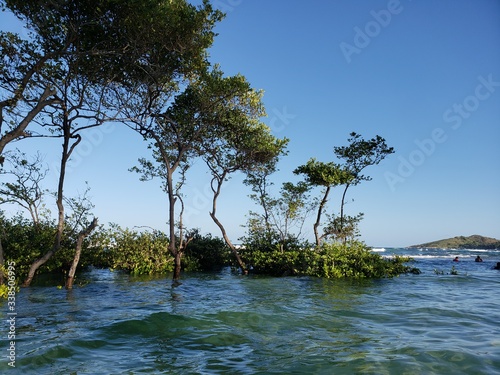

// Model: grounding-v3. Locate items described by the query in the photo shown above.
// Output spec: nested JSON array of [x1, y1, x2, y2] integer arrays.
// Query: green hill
[[409, 235, 500, 249]]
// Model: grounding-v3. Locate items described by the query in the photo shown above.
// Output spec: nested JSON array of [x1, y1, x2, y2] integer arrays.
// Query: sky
[[1, 0, 499, 247]]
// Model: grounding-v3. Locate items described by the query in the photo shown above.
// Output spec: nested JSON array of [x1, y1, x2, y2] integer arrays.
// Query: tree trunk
[[339, 183, 350, 243], [23, 175, 65, 286], [313, 186, 330, 247], [66, 218, 98, 290], [22, 122, 75, 287], [210, 212, 247, 274], [165, 167, 182, 280], [173, 252, 182, 280], [23, 193, 64, 287], [209, 175, 247, 274]]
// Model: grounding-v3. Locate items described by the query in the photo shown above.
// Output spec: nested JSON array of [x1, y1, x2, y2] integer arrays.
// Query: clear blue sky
[[1, 0, 499, 247]]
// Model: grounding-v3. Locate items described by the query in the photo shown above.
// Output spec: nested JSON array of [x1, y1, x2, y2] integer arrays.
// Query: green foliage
[[310, 242, 418, 278], [294, 158, 353, 187], [240, 219, 280, 254], [183, 233, 230, 272], [82, 227, 114, 268], [0, 284, 8, 299], [3, 0, 223, 85], [0, 213, 109, 280], [0, 215, 419, 282], [323, 213, 364, 243], [241, 241, 419, 278], [242, 176, 312, 255], [1, 214, 57, 279], [240, 244, 305, 276], [107, 226, 173, 275], [334, 132, 395, 185], [1, 215, 235, 279], [241, 210, 310, 256]]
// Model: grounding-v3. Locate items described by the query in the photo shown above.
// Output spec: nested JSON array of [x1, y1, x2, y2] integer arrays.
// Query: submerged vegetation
[[240, 241, 418, 278], [0, 0, 417, 290], [0, 211, 418, 287]]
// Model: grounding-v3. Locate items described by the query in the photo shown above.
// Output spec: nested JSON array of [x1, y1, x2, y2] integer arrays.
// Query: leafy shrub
[[1, 214, 64, 279], [241, 241, 419, 278], [239, 244, 302, 276], [107, 226, 173, 275], [50, 224, 110, 272], [310, 242, 419, 278], [0, 213, 111, 282], [183, 233, 230, 272]]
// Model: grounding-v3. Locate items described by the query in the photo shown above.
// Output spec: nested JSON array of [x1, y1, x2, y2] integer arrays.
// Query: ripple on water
[[1, 265, 500, 374]]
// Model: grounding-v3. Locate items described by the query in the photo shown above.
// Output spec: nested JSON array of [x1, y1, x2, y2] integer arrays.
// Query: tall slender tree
[[294, 133, 394, 245], [1, 0, 222, 285], [21, 66, 114, 286], [202, 95, 288, 272], [243, 161, 279, 244], [128, 68, 285, 279], [294, 158, 353, 246], [333, 132, 394, 241], [269, 181, 313, 251], [100, 1, 223, 281]]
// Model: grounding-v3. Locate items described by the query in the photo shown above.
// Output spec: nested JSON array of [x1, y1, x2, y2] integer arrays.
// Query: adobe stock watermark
[[385, 74, 499, 191], [212, 0, 243, 12], [183, 179, 231, 226], [6, 261, 17, 368], [51, 123, 116, 177], [268, 106, 297, 134], [340, 0, 405, 64]]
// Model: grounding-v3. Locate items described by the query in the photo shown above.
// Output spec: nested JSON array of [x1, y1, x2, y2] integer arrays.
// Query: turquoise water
[[2, 248, 500, 374]]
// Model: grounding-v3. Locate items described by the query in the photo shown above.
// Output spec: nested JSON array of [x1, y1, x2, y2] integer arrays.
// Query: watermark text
[[340, 0, 404, 64], [6, 261, 17, 368], [385, 74, 499, 191]]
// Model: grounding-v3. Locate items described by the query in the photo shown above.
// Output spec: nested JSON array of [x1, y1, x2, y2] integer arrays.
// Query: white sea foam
[[410, 255, 465, 259], [382, 255, 451, 259]]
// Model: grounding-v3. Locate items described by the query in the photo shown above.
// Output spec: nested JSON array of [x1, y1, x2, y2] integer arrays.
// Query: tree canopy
[[1, 0, 228, 283], [0, 1, 407, 285]]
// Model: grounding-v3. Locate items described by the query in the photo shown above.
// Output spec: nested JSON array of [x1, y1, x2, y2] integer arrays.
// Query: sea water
[[1, 248, 499, 374]]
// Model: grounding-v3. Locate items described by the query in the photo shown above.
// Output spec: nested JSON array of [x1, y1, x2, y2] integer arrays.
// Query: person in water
[[475, 256, 483, 262], [453, 257, 459, 262], [494, 262, 500, 270]]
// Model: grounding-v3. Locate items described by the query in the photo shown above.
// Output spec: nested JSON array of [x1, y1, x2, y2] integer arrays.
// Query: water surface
[[2, 248, 500, 374]]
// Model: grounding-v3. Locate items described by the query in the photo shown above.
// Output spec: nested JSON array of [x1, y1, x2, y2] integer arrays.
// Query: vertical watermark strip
[[6, 261, 17, 368]]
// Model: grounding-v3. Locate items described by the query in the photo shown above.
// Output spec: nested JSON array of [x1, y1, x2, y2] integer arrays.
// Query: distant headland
[[409, 235, 500, 250]]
